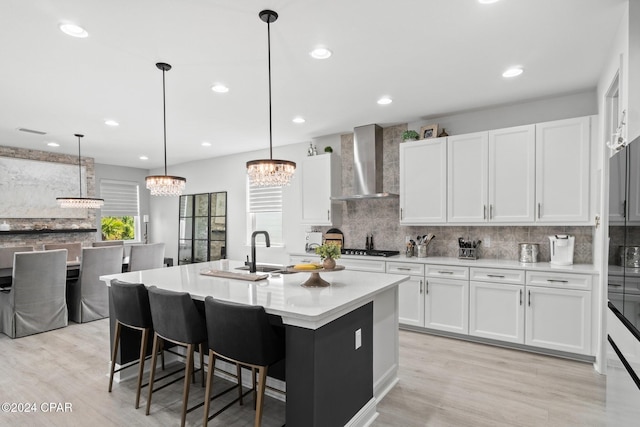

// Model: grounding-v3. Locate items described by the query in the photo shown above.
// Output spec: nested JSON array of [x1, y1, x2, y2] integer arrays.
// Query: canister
[[417, 244, 427, 258], [519, 243, 539, 263]]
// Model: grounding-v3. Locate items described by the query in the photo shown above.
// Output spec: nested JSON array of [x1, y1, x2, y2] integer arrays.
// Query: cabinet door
[[488, 125, 535, 222], [447, 132, 488, 223], [469, 281, 525, 343], [628, 143, 640, 223], [301, 154, 342, 226], [425, 278, 469, 334], [399, 139, 446, 224], [398, 276, 425, 327], [525, 286, 592, 355], [535, 117, 590, 223], [609, 148, 626, 225]]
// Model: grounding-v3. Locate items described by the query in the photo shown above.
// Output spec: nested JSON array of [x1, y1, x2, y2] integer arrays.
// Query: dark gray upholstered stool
[[146, 286, 207, 427], [202, 297, 285, 427], [108, 279, 163, 409]]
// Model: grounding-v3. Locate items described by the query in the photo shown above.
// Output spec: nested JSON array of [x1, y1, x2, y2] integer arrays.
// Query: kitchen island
[[100, 259, 407, 427]]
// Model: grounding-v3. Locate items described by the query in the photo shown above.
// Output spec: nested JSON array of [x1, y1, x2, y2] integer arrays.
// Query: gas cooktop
[[342, 248, 400, 257]]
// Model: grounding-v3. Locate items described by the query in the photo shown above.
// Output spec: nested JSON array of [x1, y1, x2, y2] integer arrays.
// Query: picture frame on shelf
[[420, 124, 438, 140]]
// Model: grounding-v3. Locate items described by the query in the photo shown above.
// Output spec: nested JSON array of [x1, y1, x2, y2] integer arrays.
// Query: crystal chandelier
[[145, 62, 186, 196], [246, 10, 296, 187], [56, 134, 104, 209]]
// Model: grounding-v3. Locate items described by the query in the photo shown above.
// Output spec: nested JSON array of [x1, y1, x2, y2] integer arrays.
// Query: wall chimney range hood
[[332, 124, 399, 201]]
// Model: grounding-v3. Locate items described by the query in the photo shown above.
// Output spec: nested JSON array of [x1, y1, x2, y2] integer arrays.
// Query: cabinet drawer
[[425, 264, 469, 280], [387, 262, 425, 276], [525, 271, 592, 290], [470, 267, 524, 285], [339, 257, 386, 273]]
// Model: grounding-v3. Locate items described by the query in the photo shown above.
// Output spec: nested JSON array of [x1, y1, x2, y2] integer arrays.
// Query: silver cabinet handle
[[609, 284, 622, 287], [438, 270, 454, 274], [397, 267, 411, 271], [400, 208, 403, 220], [519, 289, 523, 306], [483, 205, 487, 220], [425, 280, 429, 294], [487, 274, 505, 278], [490, 204, 493, 219], [547, 279, 569, 283], [528, 290, 531, 307], [327, 210, 330, 220], [419, 279, 423, 294], [537, 203, 541, 219]]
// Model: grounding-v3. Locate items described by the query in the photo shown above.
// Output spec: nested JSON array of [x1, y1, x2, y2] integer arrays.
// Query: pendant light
[[246, 9, 296, 187], [145, 62, 186, 196], [56, 134, 104, 209]]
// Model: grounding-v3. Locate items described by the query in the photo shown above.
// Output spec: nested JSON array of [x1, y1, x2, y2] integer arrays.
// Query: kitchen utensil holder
[[406, 246, 415, 257], [458, 247, 478, 260], [417, 244, 428, 258]]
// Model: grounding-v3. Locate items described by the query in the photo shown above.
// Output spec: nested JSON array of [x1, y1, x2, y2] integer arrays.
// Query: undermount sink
[[235, 264, 283, 273]]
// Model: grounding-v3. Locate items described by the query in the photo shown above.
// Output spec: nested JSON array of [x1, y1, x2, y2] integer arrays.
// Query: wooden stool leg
[[202, 350, 216, 427], [160, 339, 165, 370], [135, 327, 149, 409], [145, 334, 161, 416], [181, 344, 194, 427], [237, 363, 243, 405], [254, 366, 268, 427], [252, 367, 257, 409], [108, 321, 122, 392], [200, 343, 205, 387]]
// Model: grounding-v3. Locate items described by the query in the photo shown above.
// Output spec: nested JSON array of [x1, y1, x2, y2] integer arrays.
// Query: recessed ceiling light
[[47, 142, 60, 147], [377, 97, 392, 105], [478, 0, 500, 4], [201, 142, 212, 147], [502, 67, 524, 78], [211, 84, 229, 93], [139, 155, 149, 160], [104, 119, 119, 127], [59, 23, 88, 38], [292, 116, 306, 124], [310, 47, 332, 59]]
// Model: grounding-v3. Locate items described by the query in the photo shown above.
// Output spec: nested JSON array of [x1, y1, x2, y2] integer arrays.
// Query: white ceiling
[[0, 0, 626, 169]]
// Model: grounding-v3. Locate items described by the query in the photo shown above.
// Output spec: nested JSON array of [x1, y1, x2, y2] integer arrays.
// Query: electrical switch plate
[[355, 328, 362, 349], [484, 236, 491, 248]]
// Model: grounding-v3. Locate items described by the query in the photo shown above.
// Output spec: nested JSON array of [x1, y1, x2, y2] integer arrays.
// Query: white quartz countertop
[[100, 259, 408, 329], [290, 252, 599, 275]]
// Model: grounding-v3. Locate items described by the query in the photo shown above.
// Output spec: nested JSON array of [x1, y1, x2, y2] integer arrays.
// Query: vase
[[438, 128, 449, 137], [323, 258, 336, 270]]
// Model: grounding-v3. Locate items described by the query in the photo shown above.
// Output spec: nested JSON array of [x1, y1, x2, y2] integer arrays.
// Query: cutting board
[[200, 269, 269, 281]]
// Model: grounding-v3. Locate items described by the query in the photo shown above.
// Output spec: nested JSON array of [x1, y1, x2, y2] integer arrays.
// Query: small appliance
[[324, 228, 344, 248], [305, 232, 323, 253], [549, 234, 575, 265], [342, 248, 400, 257]]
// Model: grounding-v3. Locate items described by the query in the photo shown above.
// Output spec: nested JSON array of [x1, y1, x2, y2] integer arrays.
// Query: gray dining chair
[[44, 242, 82, 263], [67, 246, 124, 323], [0, 246, 33, 269], [128, 243, 165, 272], [0, 249, 68, 338]]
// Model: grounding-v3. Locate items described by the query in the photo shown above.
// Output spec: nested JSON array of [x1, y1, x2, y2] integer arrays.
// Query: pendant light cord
[[162, 67, 168, 176], [267, 17, 273, 160]]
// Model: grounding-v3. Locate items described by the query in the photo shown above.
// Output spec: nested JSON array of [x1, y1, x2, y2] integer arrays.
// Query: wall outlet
[[484, 236, 491, 248], [355, 328, 362, 349]]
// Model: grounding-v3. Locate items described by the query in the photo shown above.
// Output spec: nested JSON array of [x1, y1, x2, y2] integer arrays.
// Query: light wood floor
[[0, 320, 606, 426]]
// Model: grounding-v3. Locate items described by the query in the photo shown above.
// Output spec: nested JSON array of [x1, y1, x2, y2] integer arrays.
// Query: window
[[99, 179, 140, 241], [246, 180, 283, 246]]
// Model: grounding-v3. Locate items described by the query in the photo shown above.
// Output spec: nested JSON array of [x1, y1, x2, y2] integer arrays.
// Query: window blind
[[100, 179, 140, 217], [248, 185, 282, 213]]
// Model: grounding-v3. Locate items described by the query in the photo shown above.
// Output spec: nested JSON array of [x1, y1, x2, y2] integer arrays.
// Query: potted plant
[[324, 146, 333, 153], [315, 242, 341, 269], [402, 130, 419, 142]]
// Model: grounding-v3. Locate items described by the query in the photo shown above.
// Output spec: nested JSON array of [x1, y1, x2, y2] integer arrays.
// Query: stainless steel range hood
[[331, 124, 398, 201]]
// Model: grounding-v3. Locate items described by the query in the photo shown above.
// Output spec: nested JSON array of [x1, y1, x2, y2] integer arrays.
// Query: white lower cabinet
[[469, 281, 525, 343], [525, 285, 592, 355], [387, 262, 425, 327], [423, 265, 469, 334]]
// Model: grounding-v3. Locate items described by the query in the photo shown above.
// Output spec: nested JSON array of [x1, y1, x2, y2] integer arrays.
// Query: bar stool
[[108, 279, 159, 409], [146, 286, 207, 427], [202, 297, 285, 427]]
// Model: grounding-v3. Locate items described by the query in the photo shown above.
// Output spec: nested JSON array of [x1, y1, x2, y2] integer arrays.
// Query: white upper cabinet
[[447, 132, 488, 223], [609, 147, 626, 225], [535, 116, 590, 223], [301, 153, 342, 226], [399, 138, 447, 224], [488, 125, 536, 222]]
